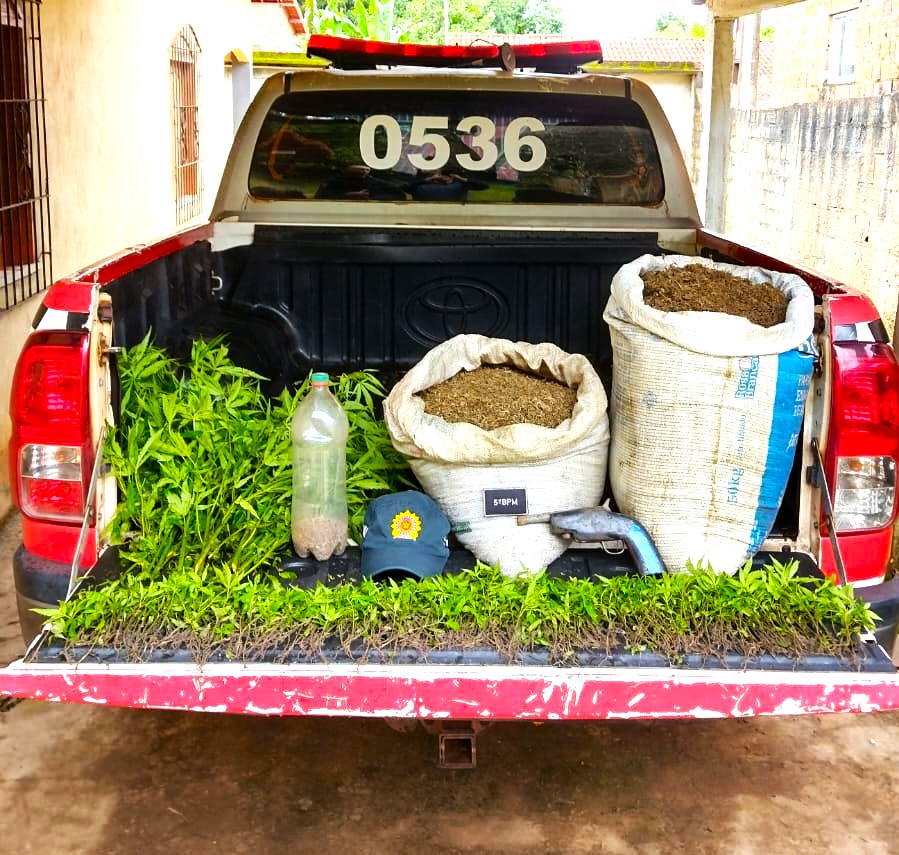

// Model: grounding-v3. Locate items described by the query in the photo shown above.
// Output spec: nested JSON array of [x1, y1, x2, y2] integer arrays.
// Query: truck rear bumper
[[4, 660, 899, 720]]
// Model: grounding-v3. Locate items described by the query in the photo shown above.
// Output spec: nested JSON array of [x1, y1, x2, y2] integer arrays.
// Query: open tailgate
[[5, 658, 899, 719]]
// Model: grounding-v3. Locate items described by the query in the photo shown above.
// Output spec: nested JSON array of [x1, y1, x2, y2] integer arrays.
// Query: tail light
[[828, 342, 899, 534], [9, 330, 93, 524]]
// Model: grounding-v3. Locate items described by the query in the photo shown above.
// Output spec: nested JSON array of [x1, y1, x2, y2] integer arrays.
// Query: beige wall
[[768, 0, 899, 107], [726, 96, 899, 334], [1, 0, 271, 517], [40, 0, 257, 279]]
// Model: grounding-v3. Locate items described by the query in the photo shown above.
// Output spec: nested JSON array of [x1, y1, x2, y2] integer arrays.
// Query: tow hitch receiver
[[419, 721, 484, 769]]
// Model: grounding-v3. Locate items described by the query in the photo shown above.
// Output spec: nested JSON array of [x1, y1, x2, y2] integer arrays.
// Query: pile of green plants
[[32, 337, 878, 664], [41, 561, 875, 664], [105, 336, 411, 578]]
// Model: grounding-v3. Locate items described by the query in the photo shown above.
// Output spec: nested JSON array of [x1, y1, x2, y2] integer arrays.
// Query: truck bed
[[9, 224, 899, 718], [109, 226, 663, 393]]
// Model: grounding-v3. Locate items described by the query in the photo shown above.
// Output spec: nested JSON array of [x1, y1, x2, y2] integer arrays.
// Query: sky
[[560, 0, 708, 38]]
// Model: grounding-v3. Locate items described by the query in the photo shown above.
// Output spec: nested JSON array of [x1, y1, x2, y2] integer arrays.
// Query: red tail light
[[830, 342, 899, 457], [306, 35, 603, 70], [9, 330, 93, 524], [822, 340, 899, 583]]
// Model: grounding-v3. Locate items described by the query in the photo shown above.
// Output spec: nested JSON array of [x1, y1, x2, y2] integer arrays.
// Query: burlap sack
[[603, 254, 816, 574], [384, 334, 610, 575]]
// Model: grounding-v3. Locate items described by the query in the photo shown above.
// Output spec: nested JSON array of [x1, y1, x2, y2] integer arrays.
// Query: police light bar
[[306, 35, 603, 72]]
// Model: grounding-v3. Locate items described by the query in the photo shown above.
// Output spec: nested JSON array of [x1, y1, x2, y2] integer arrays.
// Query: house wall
[[767, 0, 899, 106], [252, 1, 303, 53], [39, 0, 256, 279], [1, 0, 264, 517], [725, 95, 899, 333]]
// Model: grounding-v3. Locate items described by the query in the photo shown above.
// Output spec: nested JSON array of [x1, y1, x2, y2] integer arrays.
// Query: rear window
[[249, 89, 664, 205]]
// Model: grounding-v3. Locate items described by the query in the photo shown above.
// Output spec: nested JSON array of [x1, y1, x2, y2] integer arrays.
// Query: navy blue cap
[[361, 491, 450, 581]]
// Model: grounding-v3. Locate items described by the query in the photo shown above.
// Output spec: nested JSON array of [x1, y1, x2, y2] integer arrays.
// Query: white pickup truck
[[5, 37, 899, 739]]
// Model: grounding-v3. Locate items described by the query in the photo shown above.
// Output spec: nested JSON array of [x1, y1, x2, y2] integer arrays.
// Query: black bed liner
[[32, 637, 893, 673]]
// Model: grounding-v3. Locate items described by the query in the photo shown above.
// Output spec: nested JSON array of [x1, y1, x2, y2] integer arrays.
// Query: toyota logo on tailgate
[[403, 278, 509, 345]]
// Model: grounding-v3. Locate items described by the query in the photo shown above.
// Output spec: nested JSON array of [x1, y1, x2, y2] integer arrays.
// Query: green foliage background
[[303, 0, 564, 43]]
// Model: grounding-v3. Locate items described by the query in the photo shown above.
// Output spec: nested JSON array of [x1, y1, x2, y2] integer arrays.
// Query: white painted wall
[[1, 0, 286, 515], [39, 0, 257, 279]]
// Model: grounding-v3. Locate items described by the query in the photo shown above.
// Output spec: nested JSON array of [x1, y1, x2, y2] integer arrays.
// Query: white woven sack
[[384, 334, 609, 575], [603, 254, 816, 575]]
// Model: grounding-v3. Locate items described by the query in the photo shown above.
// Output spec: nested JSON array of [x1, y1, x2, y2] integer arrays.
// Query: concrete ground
[[3, 511, 899, 855]]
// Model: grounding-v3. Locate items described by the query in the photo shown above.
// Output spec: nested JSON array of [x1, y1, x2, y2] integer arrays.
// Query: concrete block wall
[[725, 94, 899, 334]]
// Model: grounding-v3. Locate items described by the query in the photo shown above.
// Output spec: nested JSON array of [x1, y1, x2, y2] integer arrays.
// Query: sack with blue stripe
[[603, 254, 816, 575]]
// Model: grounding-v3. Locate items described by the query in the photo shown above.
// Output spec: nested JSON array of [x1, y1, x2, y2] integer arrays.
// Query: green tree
[[687, 21, 705, 38], [487, 0, 563, 34], [655, 12, 704, 38], [305, 0, 566, 44], [655, 12, 687, 35], [304, 0, 406, 41], [519, 0, 564, 34], [392, 0, 563, 42], [393, 0, 495, 43]]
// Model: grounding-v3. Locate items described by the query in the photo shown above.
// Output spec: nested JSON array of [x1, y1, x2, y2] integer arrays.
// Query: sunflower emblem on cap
[[391, 509, 422, 540]]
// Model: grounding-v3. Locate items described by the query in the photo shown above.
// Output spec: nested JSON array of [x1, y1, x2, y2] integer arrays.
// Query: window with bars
[[1, 0, 51, 311], [170, 25, 202, 224]]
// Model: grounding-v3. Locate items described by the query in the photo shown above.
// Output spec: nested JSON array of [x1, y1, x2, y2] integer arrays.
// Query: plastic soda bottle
[[291, 372, 349, 560]]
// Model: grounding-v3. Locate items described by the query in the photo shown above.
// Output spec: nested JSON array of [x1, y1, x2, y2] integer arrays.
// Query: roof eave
[[590, 61, 700, 73]]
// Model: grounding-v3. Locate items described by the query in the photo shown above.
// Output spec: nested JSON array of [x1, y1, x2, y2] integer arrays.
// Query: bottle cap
[[310, 372, 330, 385]]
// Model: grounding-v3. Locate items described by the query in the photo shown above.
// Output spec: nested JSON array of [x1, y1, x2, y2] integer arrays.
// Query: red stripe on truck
[[67, 224, 213, 286], [2, 663, 899, 719], [43, 281, 93, 313]]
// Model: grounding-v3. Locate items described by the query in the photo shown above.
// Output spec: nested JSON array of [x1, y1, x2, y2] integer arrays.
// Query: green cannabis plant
[[105, 336, 411, 579]]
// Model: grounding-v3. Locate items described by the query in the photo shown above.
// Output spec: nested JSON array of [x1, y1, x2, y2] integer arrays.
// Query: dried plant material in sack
[[642, 264, 789, 327], [384, 334, 609, 575], [604, 254, 816, 575], [419, 366, 577, 430]]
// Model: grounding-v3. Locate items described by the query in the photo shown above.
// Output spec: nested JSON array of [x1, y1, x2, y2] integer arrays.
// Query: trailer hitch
[[516, 507, 665, 576], [420, 721, 488, 769]]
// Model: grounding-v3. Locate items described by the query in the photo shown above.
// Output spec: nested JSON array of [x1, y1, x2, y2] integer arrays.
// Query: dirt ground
[[3, 511, 899, 855]]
